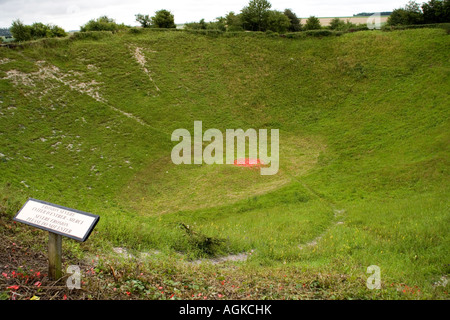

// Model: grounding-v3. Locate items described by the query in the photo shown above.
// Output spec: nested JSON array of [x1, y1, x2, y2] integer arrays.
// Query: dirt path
[[131, 46, 160, 93]]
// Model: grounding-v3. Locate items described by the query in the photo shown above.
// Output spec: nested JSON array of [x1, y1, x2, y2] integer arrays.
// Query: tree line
[[8, 20, 67, 42], [353, 12, 392, 16], [177, 1, 362, 33], [388, 0, 450, 26], [136, 2, 305, 33], [7, 0, 450, 42]]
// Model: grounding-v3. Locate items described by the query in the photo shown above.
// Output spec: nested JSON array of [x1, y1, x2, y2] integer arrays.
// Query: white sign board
[[14, 198, 99, 242]]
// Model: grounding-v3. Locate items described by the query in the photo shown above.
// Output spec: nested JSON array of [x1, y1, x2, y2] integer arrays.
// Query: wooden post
[[48, 232, 62, 280]]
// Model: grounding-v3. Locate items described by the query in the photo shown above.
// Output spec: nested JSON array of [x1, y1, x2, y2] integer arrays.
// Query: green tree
[[184, 17, 226, 31], [241, 0, 272, 31], [283, 9, 301, 32], [388, 9, 408, 25], [225, 11, 243, 31], [266, 10, 290, 33], [304, 16, 321, 30], [49, 25, 67, 37], [135, 14, 152, 28], [422, 0, 450, 23], [329, 17, 346, 30], [388, 1, 424, 25], [405, 0, 422, 12], [208, 17, 227, 31], [199, 19, 207, 30], [151, 10, 176, 28], [183, 21, 202, 30], [10, 20, 32, 41], [184, 18, 208, 30], [329, 18, 359, 31], [30, 22, 50, 38]]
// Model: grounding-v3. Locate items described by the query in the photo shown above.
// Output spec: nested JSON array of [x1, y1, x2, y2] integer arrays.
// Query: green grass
[[0, 28, 449, 299]]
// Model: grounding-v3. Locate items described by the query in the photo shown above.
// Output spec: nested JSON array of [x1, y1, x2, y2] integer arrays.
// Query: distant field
[[307, 16, 389, 26]]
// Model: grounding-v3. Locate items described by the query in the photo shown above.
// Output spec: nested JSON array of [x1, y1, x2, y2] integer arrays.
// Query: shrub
[[265, 29, 279, 37], [207, 17, 227, 32], [227, 25, 245, 32], [70, 31, 114, 41], [285, 32, 306, 39], [284, 9, 301, 32], [30, 22, 50, 38], [350, 24, 370, 32], [10, 20, 67, 42], [305, 29, 334, 37], [304, 16, 322, 30], [422, 0, 450, 23], [387, 0, 450, 26], [183, 22, 200, 30], [382, 22, 450, 31], [225, 11, 243, 31], [10, 20, 32, 41], [128, 27, 142, 34], [49, 25, 67, 37], [80, 16, 125, 32], [185, 29, 224, 37], [131, 27, 143, 34], [184, 19, 207, 30], [178, 223, 226, 257], [151, 9, 176, 28], [266, 10, 291, 33], [388, 8, 423, 25], [388, 1, 424, 26], [329, 18, 346, 30]]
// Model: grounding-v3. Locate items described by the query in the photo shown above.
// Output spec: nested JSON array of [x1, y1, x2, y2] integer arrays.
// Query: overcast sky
[[0, 0, 408, 31]]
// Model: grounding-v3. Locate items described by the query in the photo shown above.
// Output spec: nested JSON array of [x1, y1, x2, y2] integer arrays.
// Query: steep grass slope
[[0, 28, 449, 299]]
